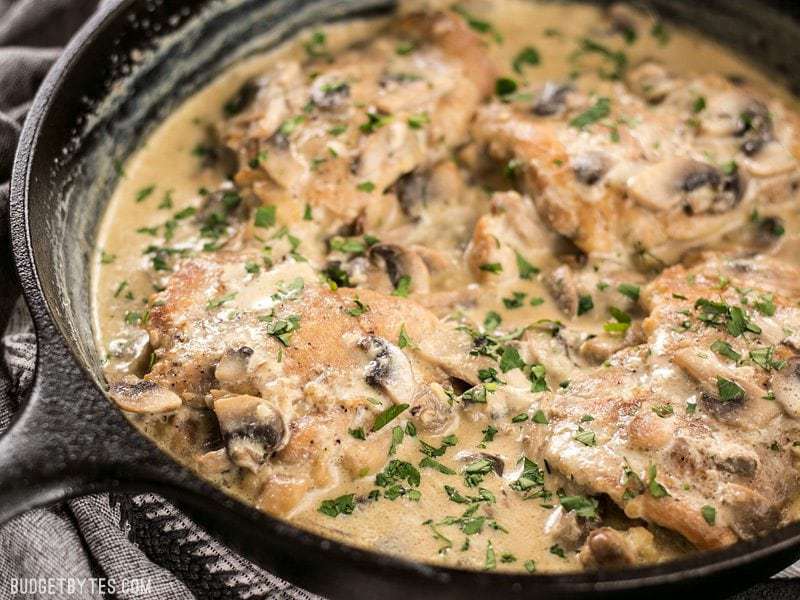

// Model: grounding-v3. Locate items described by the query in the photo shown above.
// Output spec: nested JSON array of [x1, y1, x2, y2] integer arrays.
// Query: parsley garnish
[[717, 376, 745, 403], [515, 251, 539, 279], [372, 403, 410, 431], [570, 97, 611, 129], [512, 46, 540, 73], [318, 494, 355, 517]]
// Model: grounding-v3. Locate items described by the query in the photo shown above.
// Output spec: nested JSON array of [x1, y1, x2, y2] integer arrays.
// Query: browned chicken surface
[[96, 0, 800, 574]]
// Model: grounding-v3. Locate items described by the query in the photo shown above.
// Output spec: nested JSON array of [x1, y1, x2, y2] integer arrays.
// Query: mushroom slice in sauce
[[213, 394, 287, 473], [360, 335, 416, 405], [108, 377, 183, 414], [368, 243, 431, 294], [626, 158, 742, 214]]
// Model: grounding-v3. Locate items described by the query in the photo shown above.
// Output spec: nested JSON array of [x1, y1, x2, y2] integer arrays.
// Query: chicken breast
[[527, 254, 800, 549], [472, 66, 800, 265]]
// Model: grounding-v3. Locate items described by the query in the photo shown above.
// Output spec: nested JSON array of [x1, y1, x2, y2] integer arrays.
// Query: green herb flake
[[532, 409, 549, 424], [393, 275, 412, 298], [207, 292, 237, 309], [701, 505, 716, 526], [515, 250, 540, 280], [318, 493, 355, 518], [398, 324, 414, 349], [711, 340, 741, 362], [254, 205, 277, 229], [647, 464, 669, 498], [617, 283, 640, 302], [480, 262, 503, 274], [372, 403, 410, 432], [570, 97, 611, 129], [560, 495, 599, 519], [419, 456, 456, 475], [512, 46, 541, 73], [577, 294, 594, 316], [135, 185, 156, 203], [349, 427, 366, 440], [357, 181, 376, 193], [717, 376, 745, 403]]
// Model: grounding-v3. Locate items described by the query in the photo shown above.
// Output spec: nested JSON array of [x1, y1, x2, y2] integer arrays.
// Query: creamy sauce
[[93, 0, 800, 573]]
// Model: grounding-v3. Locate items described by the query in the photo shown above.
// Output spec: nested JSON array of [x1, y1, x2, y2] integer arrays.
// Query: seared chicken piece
[[527, 254, 800, 550], [473, 68, 800, 265], [140, 254, 491, 514], [221, 10, 494, 225]]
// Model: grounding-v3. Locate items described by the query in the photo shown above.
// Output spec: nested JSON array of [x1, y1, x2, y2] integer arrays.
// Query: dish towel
[[0, 2, 797, 599]]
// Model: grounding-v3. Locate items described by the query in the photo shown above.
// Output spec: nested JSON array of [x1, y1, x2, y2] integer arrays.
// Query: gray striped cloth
[[0, 1, 796, 599]]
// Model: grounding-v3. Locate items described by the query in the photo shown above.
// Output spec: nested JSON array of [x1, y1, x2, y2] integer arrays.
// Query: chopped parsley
[[135, 185, 155, 203], [357, 181, 376, 192], [577, 294, 594, 316], [515, 250, 539, 279], [647, 464, 669, 498], [570, 97, 611, 129], [419, 457, 455, 475], [407, 113, 430, 129], [532, 409, 549, 424], [207, 292, 236, 309], [372, 403, 410, 432], [392, 275, 412, 297], [359, 110, 392, 134], [701, 505, 716, 526], [495, 77, 518, 97], [254, 205, 276, 228], [453, 5, 503, 43], [617, 283, 640, 302], [318, 493, 355, 517], [574, 429, 596, 446], [711, 340, 741, 362], [398, 324, 414, 349], [480, 262, 503, 274], [349, 427, 366, 440], [716, 376, 745, 403], [512, 46, 541, 73], [560, 495, 599, 519], [346, 297, 369, 317], [503, 291, 527, 309]]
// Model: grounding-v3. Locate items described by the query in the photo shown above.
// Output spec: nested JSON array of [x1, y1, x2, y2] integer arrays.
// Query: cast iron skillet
[[3, 0, 800, 597]]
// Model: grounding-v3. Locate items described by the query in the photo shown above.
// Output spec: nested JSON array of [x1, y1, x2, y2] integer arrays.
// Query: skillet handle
[[0, 315, 176, 525]]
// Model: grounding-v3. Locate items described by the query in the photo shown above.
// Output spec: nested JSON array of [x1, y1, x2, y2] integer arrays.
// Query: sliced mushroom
[[723, 482, 780, 538], [627, 158, 742, 214], [544, 505, 587, 550], [369, 243, 431, 294], [572, 152, 609, 186], [544, 265, 579, 316], [215, 346, 256, 394], [106, 328, 151, 376], [579, 527, 636, 568], [408, 382, 456, 433], [360, 335, 416, 405], [223, 79, 259, 117], [108, 376, 182, 414], [533, 82, 572, 117], [213, 394, 287, 473], [625, 62, 678, 104], [735, 100, 773, 156], [394, 170, 429, 222], [772, 356, 800, 419]]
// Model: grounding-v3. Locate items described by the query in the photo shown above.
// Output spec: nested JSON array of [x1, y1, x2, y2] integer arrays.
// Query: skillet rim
[[9, 0, 800, 594]]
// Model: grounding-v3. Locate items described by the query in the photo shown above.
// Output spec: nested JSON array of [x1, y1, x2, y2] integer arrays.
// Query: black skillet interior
[[6, 0, 800, 598]]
